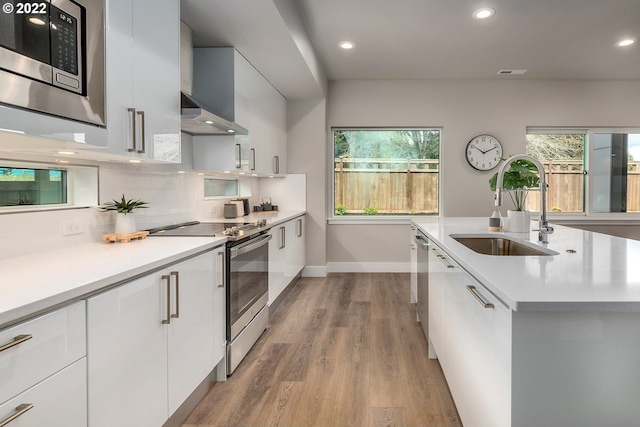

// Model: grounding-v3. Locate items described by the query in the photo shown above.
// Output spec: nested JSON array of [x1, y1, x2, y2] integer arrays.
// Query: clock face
[[465, 134, 503, 171]]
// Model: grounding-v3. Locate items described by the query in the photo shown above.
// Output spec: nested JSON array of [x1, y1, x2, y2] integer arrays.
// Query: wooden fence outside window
[[334, 158, 640, 215]]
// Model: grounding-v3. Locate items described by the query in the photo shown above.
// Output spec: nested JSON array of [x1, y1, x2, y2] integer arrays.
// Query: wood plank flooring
[[182, 273, 461, 427]]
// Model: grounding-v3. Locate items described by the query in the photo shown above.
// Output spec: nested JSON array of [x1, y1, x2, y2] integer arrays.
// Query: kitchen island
[[412, 217, 640, 427]]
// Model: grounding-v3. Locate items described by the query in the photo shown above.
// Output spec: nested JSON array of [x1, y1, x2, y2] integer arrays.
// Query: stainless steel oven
[[226, 232, 270, 374], [0, 0, 105, 125], [148, 221, 271, 375]]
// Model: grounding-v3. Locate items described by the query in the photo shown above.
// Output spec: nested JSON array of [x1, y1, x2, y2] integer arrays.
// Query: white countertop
[[0, 236, 226, 329], [412, 217, 640, 312], [0, 211, 306, 330]]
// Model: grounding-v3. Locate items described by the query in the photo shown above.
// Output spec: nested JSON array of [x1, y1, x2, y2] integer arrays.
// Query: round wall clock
[[465, 134, 503, 171]]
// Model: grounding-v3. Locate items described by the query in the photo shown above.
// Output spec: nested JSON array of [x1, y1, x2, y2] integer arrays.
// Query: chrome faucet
[[495, 154, 554, 243]]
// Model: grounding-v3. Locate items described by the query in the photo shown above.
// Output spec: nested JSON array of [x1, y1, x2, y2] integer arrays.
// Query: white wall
[[325, 79, 640, 270], [286, 98, 327, 276]]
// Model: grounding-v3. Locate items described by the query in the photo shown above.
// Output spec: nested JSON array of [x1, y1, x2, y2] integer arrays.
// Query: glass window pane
[[204, 178, 239, 197], [526, 133, 585, 213], [333, 129, 440, 216], [0, 167, 67, 206], [592, 133, 640, 213]]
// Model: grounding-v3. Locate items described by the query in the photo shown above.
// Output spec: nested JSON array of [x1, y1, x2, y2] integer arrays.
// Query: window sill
[[328, 215, 439, 225]]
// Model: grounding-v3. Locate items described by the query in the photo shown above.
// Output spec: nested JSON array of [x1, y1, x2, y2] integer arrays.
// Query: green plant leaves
[[99, 194, 148, 214]]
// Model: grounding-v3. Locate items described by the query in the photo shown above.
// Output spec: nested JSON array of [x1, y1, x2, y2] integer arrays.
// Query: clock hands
[[477, 144, 498, 154]]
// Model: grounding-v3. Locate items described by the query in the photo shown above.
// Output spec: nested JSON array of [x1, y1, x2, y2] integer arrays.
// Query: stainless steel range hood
[[180, 21, 248, 136], [181, 92, 248, 135]]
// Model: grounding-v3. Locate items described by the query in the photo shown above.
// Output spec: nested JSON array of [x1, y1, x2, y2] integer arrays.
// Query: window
[[525, 130, 586, 213], [203, 176, 251, 199], [526, 128, 640, 217], [204, 178, 239, 198], [0, 167, 67, 206], [0, 160, 98, 212], [332, 128, 440, 216]]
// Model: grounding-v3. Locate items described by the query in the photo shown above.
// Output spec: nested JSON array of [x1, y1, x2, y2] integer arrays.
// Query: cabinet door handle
[[251, 148, 256, 171], [170, 271, 179, 319], [279, 226, 286, 249], [127, 108, 137, 152], [296, 218, 302, 237], [217, 251, 225, 288], [273, 155, 280, 174], [162, 275, 171, 324], [235, 144, 242, 169], [136, 110, 146, 154], [0, 403, 34, 427], [0, 334, 32, 353], [436, 254, 454, 269], [467, 285, 495, 309]]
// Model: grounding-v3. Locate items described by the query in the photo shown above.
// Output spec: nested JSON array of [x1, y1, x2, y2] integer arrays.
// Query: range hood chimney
[[180, 22, 248, 135]]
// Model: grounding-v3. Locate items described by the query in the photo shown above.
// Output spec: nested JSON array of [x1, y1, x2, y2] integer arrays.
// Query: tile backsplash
[[0, 159, 306, 259]]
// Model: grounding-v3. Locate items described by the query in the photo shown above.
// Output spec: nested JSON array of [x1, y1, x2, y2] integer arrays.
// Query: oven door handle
[[230, 234, 272, 258]]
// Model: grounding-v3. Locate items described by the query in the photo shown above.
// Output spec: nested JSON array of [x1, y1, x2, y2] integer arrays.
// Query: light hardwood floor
[[182, 273, 461, 427]]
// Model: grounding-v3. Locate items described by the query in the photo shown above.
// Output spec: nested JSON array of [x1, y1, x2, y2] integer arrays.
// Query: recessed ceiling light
[[339, 41, 355, 50], [57, 150, 76, 155], [227, 129, 235, 133], [473, 8, 495, 20], [128, 159, 142, 163], [615, 38, 637, 47]]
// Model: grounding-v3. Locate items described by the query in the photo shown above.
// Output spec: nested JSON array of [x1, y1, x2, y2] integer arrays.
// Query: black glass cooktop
[[147, 221, 264, 240]]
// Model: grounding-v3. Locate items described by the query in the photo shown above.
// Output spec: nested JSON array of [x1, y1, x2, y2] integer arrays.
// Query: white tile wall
[[0, 164, 306, 259]]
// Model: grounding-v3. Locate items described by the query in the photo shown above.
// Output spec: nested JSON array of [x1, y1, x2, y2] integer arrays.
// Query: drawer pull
[[0, 334, 32, 353], [0, 403, 34, 426], [467, 285, 495, 309]]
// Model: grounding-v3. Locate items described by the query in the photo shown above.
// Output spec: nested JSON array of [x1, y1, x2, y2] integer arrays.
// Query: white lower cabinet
[[269, 215, 305, 305], [87, 248, 223, 427], [285, 216, 305, 283], [0, 301, 86, 427], [427, 241, 510, 427], [0, 359, 87, 427]]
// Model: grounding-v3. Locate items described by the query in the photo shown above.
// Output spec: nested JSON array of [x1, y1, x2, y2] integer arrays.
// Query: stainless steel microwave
[[0, 0, 105, 126]]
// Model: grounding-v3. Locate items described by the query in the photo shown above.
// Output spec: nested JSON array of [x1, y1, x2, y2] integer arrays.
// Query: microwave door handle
[[230, 234, 272, 258]]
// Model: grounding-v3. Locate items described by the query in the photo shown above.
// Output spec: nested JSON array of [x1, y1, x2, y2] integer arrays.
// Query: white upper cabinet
[[192, 48, 286, 176], [103, 0, 181, 163]]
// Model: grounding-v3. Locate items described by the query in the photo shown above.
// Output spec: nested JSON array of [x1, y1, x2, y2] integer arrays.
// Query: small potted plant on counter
[[99, 194, 148, 234], [489, 158, 540, 232]]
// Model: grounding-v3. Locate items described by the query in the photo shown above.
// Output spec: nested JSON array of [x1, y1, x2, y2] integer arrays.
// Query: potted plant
[[489, 158, 540, 232], [100, 194, 148, 234]]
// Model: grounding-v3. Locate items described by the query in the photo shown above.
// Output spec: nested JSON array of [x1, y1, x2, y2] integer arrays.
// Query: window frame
[[0, 159, 98, 214], [527, 127, 640, 222], [328, 127, 443, 224]]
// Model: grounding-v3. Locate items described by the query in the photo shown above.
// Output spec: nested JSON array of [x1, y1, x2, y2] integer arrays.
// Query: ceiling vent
[[497, 69, 527, 75]]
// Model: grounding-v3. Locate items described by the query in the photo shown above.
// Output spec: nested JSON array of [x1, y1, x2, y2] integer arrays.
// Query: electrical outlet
[[63, 221, 83, 236]]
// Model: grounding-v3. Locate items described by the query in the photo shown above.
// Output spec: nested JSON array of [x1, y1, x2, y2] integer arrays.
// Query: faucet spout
[[495, 154, 554, 243]]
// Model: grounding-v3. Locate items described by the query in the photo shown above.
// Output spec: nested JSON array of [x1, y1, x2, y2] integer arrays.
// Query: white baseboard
[[302, 265, 327, 277], [327, 262, 411, 273]]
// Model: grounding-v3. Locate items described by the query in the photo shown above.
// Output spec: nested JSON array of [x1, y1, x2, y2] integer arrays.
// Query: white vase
[[115, 212, 136, 234], [507, 210, 530, 233]]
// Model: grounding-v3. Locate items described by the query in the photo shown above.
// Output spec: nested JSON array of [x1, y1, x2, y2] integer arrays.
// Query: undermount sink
[[450, 234, 558, 256]]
